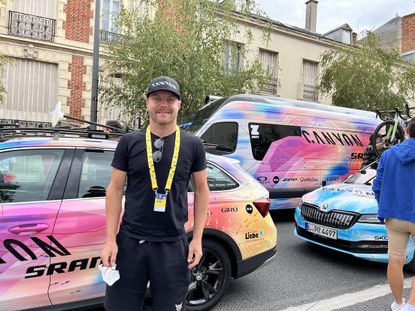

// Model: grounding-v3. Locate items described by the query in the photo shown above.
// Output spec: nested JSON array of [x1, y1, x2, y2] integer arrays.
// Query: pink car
[[0, 135, 277, 311]]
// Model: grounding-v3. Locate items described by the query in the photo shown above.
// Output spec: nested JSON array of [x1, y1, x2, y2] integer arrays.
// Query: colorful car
[[0, 134, 277, 311], [294, 167, 415, 271], [182, 94, 381, 210]]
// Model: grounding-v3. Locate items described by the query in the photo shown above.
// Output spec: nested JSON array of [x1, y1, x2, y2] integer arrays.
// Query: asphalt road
[[92, 210, 414, 311]]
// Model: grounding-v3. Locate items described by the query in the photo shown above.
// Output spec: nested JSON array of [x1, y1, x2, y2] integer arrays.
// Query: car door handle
[[8, 223, 50, 234]]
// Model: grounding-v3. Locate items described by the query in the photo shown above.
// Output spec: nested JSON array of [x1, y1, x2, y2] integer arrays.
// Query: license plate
[[305, 222, 338, 240]]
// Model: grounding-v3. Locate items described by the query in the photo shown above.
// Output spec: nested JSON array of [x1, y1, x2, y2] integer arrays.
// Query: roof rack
[[0, 115, 128, 142]]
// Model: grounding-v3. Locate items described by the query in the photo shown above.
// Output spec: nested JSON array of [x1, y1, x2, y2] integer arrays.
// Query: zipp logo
[[282, 177, 298, 182], [245, 229, 265, 240]]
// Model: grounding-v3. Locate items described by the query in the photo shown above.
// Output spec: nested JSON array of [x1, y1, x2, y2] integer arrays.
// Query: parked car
[[0, 131, 277, 311], [294, 166, 415, 271], [181, 94, 381, 210]]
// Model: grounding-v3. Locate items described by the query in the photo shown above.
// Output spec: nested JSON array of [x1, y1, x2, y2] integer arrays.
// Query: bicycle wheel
[[371, 120, 406, 158]]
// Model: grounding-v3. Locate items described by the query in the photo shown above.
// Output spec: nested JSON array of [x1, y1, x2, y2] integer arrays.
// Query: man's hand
[[187, 239, 203, 269], [101, 241, 118, 267]]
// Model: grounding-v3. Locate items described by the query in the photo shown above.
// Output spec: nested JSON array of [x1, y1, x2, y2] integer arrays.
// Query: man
[[361, 134, 386, 169], [103, 120, 124, 140], [104, 120, 123, 132], [372, 117, 415, 311], [101, 76, 209, 311]]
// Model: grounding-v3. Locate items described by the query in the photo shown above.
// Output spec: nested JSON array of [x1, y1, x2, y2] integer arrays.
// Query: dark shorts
[[104, 231, 189, 311]]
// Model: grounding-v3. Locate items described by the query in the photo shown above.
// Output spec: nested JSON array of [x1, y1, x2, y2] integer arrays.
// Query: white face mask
[[98, 264, 120, 286]]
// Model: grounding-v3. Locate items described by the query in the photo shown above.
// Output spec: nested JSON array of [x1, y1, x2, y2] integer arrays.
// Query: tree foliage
[[318, 32, 415, 111], [100, 0, 270, 124]]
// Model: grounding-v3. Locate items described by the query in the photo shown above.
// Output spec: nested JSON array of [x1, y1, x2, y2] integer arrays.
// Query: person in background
[[361, 133, 386, 169], [372, 118, 415, 311], [104, 120, 124, 140]]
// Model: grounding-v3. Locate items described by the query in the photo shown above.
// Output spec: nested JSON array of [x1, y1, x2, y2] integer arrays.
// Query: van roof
[[212, 94, 377, 119]]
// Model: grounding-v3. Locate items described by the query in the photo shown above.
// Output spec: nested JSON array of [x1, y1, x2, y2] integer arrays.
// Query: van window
[[181, 98, 227, 133], [201, 122, 238, 155], [249, 123, 301, 160]]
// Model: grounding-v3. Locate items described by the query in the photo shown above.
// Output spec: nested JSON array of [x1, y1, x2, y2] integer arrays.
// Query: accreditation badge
[[154, 192, 167, 212]]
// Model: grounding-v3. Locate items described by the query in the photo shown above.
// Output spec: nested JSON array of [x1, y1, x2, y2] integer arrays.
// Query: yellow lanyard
[[145, 126, 181, 193]]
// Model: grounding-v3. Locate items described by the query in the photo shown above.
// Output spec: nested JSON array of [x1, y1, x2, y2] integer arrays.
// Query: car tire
[[186, 239, 232, 311], [405, 251, 415, 274]]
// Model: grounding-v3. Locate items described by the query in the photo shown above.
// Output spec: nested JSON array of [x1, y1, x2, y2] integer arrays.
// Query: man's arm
[[187, 169, 209, 269], [100, 167, 126, 267]]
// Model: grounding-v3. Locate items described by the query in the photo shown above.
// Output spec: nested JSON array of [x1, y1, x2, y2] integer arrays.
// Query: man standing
[[372, 118, 415, 311], [101, 76, 209, 311]]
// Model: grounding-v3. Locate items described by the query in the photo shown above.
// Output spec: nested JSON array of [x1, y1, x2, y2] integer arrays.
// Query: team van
[[181, 94, 381, 210]]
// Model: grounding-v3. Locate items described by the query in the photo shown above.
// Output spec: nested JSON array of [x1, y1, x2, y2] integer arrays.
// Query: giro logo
[[273, 176, 280, 184], [246, 205, 253, 214], [245, 229, 265, 240]]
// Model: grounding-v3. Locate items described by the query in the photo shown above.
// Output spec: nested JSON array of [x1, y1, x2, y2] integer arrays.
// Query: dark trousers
[[104, 231, 189, 311]]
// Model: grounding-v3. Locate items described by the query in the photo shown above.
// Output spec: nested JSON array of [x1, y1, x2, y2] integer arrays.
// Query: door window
[[0, 149, 64, 203], [78, 150, 114, 198]]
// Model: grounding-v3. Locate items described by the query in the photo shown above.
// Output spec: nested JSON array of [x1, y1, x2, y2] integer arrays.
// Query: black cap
[[146, 76, 181, 99]]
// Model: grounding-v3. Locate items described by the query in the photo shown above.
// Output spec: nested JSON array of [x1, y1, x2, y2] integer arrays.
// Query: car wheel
[[186, 239, 231, 311], [405, 251, 415, 273]]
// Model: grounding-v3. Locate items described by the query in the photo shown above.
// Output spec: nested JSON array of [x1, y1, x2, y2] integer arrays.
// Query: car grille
[[301, 203, 359, 229]]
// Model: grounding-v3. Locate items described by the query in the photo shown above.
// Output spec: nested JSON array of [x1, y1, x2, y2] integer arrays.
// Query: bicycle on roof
[[371, 104, 415, 158]]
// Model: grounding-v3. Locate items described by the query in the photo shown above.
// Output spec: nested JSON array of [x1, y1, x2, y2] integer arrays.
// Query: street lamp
[[90, 0, 101, 129]]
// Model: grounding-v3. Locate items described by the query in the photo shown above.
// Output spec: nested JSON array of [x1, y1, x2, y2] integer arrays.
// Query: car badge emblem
[[322, 203, 329, 210]]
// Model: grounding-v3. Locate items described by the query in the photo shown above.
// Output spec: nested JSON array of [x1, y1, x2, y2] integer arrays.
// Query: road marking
[[281, 278, 412, 311]]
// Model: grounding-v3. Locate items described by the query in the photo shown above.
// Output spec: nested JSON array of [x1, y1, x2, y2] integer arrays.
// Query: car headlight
[[358, 214, 383, 224]]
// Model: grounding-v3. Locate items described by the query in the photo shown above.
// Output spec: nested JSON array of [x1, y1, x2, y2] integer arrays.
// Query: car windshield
[[344, 168, 377, 185], [180, 97, 227, 133]]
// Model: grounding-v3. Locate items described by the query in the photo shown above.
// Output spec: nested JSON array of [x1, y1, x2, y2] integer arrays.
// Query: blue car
[[294, 167, 415, 271]]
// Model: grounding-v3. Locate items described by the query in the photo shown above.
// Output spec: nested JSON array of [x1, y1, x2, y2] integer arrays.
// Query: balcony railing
[[261, 76, 278, 96], [100, 30, 121, 43], [303, 83, 319, 102], [8, 11, 55, 42]]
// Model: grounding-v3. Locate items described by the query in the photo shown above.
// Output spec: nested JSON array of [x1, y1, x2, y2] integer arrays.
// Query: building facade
[[0, 0, 351, 124]]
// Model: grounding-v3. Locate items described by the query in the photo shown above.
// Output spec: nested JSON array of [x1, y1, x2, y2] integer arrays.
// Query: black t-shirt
[[112, 128, 206, 242]]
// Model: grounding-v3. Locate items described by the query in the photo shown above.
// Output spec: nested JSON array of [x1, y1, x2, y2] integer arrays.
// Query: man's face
[[146, 91, 181, 125]]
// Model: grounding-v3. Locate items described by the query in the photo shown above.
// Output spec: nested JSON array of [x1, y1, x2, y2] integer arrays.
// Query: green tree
[[100, 0, 270, 124], [318, 32, 415, 111]]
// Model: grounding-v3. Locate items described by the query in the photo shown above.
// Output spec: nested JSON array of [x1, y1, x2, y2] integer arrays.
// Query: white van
[[181, 95, 381, 210]]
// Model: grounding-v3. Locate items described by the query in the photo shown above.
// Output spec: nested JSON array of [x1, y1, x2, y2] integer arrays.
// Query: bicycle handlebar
[[375, 106, 413, 121]]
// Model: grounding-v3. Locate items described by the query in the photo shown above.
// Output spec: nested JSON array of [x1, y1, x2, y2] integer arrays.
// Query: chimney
[[305, 0, 318, 32], [402, 13, 415, 53], [352, 32, 357, 45]]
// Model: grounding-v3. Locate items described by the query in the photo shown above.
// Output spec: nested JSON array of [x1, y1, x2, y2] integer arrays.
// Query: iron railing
[[8, 10, 55, 42], [100, 30, 121, 42]]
